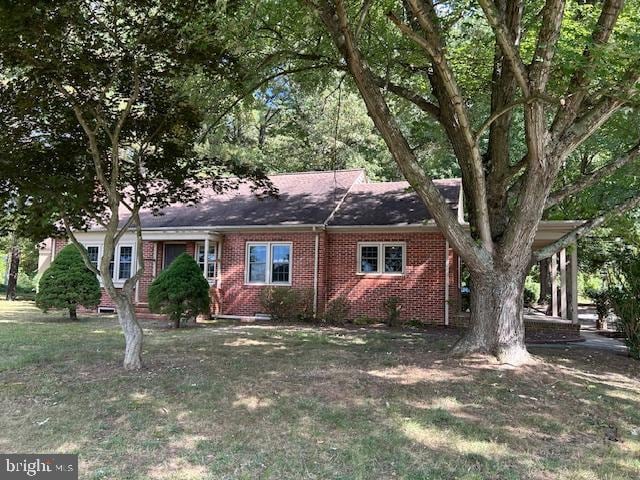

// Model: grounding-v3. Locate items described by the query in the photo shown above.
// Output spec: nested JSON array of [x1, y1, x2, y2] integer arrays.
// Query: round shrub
[[148, 253, 210, 328], [36, 244, 101, 320]]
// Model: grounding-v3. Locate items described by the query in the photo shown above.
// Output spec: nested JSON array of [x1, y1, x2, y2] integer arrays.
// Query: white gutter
[[444, 240, 450, 326]]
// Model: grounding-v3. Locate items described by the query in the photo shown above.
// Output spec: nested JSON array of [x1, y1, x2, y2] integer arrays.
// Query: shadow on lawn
[[1, 317, 639, 479]]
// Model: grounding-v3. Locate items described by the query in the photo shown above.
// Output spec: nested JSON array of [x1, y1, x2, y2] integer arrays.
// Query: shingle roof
[[137, 169, 365, 228], [135, 169, 461, 229], [328, 179, 461, 226]]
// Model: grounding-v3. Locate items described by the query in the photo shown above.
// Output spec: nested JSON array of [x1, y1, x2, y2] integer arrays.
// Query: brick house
[[38, 169, 581, 325]]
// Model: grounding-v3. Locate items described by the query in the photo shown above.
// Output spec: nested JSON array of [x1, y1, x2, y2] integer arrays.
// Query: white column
[[570, 244, 579, 324], [560, 249, 567, 319], [551, 252, 558, 317], [204, 237, 210, 283], [444, 240, 450, 326]]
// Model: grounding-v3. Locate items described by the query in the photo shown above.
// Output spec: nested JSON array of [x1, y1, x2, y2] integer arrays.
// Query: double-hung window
[[118, 246, 133, 280], [357, 242, 405, 275], [245, 242, 292, 285], [196, 243, 217, 280], [82, 243, 134, 282], [86, 246, 100, 270]]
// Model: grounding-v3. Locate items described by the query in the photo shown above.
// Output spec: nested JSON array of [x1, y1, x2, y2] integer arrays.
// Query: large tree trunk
[[452, 267, 531, 365], [5, 234, 20, 301], [538, 258, 551, 304], [114, 296, 143, 370], [69, 306, 78, 321]]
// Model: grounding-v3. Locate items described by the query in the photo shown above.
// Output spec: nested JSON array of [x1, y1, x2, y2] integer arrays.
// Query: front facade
[[39, 169, 579, 325]]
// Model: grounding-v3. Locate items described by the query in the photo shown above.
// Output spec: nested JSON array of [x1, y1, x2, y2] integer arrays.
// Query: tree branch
[[62, 216, 101, 277], [528, 0, 565, 92], [551, 0, 625, 137], [307, 0, 493, 271], [388, 0, 493, 250], [477, 0, 530, 96], [547, 140, 640, 208], [534, 194, 640, 262]]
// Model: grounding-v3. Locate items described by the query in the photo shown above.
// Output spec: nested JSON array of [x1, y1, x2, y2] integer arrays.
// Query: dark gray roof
[[327, 179, 461, 226], [138, 169, 365, 228], [135, 170, 461, 229]]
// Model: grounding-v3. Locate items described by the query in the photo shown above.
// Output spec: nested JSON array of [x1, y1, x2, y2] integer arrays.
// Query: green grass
[[0, 301, 639, 479]]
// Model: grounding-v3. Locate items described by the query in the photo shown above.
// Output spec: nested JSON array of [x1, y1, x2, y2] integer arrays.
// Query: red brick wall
[[59, 232, 460, 324], [218, 232, 320, 316], [326, 232, 451, 324]]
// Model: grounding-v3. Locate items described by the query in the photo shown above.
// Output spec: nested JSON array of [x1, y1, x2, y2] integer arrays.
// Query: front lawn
[[0, 300, 638, 479]]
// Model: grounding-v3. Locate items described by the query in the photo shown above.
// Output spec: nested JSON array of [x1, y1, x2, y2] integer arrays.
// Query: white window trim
[[115, 244, 135, 283], [244, 241, 293, 286], [194, 241, 217, 283], [356, 242, 406, 276], [80, 242, 136, 287]]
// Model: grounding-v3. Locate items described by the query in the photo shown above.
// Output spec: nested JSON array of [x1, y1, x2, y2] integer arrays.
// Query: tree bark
[[69, 306, 78, 321], [174, 316, 180, 329], [452, 267, 531, 365], [538, 258, 551, 304], [5, 234, 20, 301], [114, 296, 143, 370]]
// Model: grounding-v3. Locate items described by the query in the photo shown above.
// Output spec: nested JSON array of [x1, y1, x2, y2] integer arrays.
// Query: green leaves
[[148, 253, 210, 327], [35, 244, 101, 313]]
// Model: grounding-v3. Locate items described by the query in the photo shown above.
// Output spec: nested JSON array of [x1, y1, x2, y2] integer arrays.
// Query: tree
[[148, 253, 211, 328], [0, 1, 270, 369], [275, 0, 640, 364], [608, 242, 640, 359], [36, 244, 101, 320]]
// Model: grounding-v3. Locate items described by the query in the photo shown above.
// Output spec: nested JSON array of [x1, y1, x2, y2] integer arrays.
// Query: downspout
[[444, 240, 450, 326], [313, 226, 319, 318]]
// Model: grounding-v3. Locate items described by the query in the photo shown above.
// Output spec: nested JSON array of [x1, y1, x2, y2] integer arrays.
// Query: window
[[245, 242, 292, 285], [86, 246, 99, 269], [357, 242, 405, 275], [81, 243, 135, 283], [196, 243, 216, 280], [118, 246, 133, 279]]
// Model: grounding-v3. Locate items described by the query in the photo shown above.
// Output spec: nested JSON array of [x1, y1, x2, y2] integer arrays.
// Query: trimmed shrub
[[148, 253, 210, 328], [259, 287, 313, 322], [383, 296, 402, 327], [323, 295, 350, 325], [36, 244, 101, 320]]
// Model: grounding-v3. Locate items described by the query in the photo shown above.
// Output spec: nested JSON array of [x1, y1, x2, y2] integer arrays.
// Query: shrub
[[383, 296, 402, 327], [608, 252, 640, 359], [323, 295, 350, 325], [148, 253, 210, 328], [259, 287, 313, 322], [585, 287, 610, 330], [36, 244, 101, 320], [353, 315, 377, 325]]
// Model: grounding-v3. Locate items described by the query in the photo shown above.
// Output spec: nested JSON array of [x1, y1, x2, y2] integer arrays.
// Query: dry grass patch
[[0, 300, 639, 479]]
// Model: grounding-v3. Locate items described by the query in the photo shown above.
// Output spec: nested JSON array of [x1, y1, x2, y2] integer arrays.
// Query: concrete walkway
[[547, 305, 629, 355]]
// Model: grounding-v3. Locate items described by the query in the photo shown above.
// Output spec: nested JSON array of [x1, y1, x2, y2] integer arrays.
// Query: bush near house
[[148, 253, 210, 328], [259, 287, 313, 322], [323, 295, 350, 325], [383, 296, 402, 327], [607, 251, 640, 359], [35, 244, 101, 320]]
